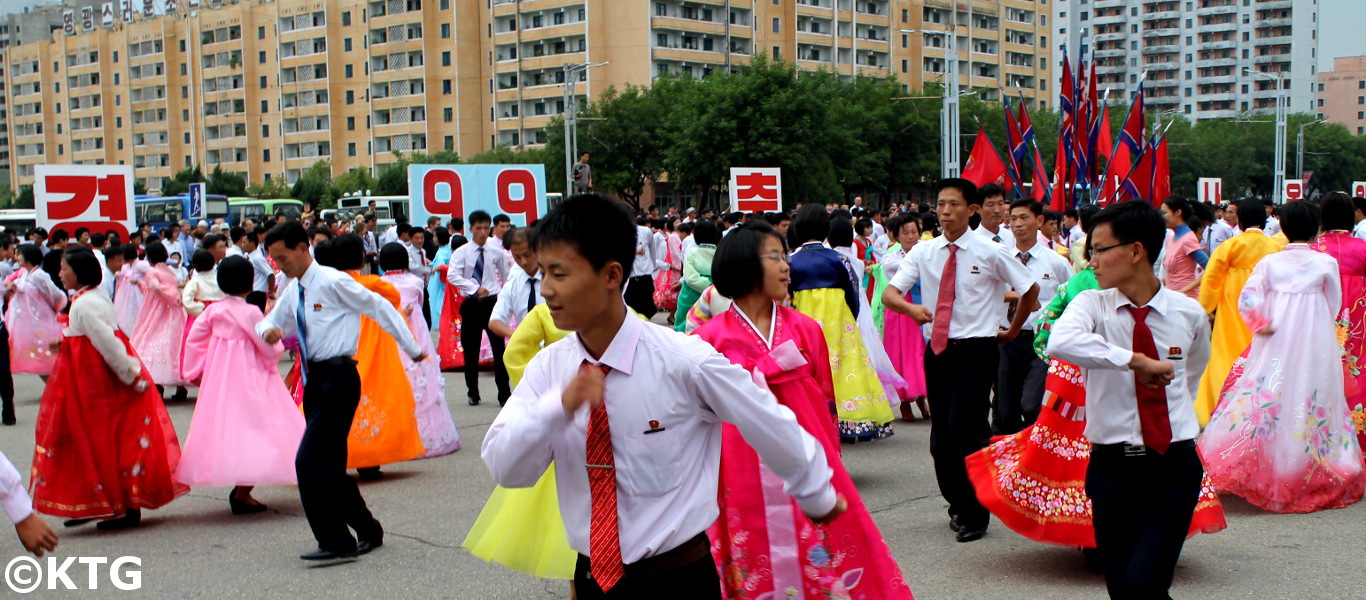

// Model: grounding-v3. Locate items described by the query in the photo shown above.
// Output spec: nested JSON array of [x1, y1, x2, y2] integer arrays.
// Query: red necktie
[[1126, 306, 1173, 454], [585, 363, 624, 591], [930, 244, 958, 355]]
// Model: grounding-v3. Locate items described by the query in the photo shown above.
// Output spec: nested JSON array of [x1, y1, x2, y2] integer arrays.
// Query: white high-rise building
[[1052, 0, 1318, 120]]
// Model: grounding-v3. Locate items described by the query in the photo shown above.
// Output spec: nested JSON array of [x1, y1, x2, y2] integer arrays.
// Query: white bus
[[337, 195, 409, 222], [0, 209, 36, 235]]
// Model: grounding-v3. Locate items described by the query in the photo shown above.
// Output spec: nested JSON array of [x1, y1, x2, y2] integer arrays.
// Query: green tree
[[15, 186, 33, 209], [206, 166, 247, 196], [246, 176, 291, 199], [290, 161, 337, 209], [333, 166, 378, 197], [544, 85, 673, 209], [133, 180, 148, 195], [162, 166, 205, 196]]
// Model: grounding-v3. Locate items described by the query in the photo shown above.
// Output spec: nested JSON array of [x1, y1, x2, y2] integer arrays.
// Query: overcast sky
[[0, 0, 1360, 70]]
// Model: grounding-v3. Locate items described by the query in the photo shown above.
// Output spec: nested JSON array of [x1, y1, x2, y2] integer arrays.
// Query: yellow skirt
[[792, 288, 895, 442], [461, 463, 576, 580]]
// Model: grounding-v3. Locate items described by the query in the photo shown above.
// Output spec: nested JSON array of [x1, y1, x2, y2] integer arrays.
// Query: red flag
[[1151, 137, 1171, 205], [1050, 130, 1068, 211], [1018, 104, 1050, 204], [962, 128, 1008, 190], [1099, 142, 1129, 206], [1124, 145, 1155, 204], [1096, 109, 1114, 162]]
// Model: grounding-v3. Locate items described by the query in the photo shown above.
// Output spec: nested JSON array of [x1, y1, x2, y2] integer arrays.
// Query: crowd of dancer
[[0, 183, 1362, 599]]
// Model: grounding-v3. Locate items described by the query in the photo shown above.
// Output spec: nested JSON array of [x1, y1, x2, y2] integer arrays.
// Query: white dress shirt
[[1012, 241, 1073, 331], [974, 224, 1008, 245], [1203, 219, 1236, 254], [888, 230, 1038, 339], [682, 235, 698, 258], [653, 231, 669, 272], [1263, 215, 1281, 237], [446, 238, 510, 298], [98, 266, 116, 300], [0, 450, 33, 525], [482, 311, 836, 564], [403, 241, 429, 279], [1353, 219, 1366, 242], [631, 225, 656, 278], [226, 244, 245, 258], [256, 261, 422, 361], [249, 247, 273, 293], [490, 269, 542, 327], [1047, 287, 1210, 446]]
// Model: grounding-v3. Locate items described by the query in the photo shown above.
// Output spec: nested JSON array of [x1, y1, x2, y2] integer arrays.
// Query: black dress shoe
[[63, 518, 94, 527], [949, 515, 963, 533], [2, 415, 15, 426], [497, 394, 509, 407], [357, 467, 383, 482], [229, 491, 268, 515], [96, 509, 141, 531], [356, 539, 382, 555], [467, 395, 480, 406], [300, 548, 358, 561], [956, 526, 986, 543]]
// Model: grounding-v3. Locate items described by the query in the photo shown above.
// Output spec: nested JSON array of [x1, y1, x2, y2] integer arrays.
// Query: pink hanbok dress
[[114, 260, 150, 334], [174, 296, 304, 486], [878, 245, 928, 399], [1200, 244, 1366, 513], [129, 265, 188, 387], [1312, 230, 1366, 453], [695, 304, 914, 600], [382, 270, 460, 458], [5, 266, 66, 374]]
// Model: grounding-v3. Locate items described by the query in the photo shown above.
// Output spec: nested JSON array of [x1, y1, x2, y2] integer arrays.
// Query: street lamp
[[562, 61, 609, 195], [903, 21, 961, 178], [1245, 68, 1287, 203], [1296, 118, 1326, 180]]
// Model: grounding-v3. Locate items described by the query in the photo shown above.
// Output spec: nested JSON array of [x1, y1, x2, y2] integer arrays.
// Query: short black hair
[[51, 229, 69, 243], [121, 243, 138, 261], [1009, 199, 1044, 216], [1042, 209, 1063, 224], [216, 256, 253, 295], [792, 204, 831, 243], [712, 221, 786, 299], [493, 213, 511, 226], [395, 223, 411, 237], [190, 249, 215, 272], [691, 219, 721, 245], [145, 242, 168, 265], [380, 242, 409, 272], [409, 226, 427, 241], [723, 212, 743, 226], [435, 228, 451, 246], [1352, 196, 1366, 216], [312, 239, 336, 268], [1077, 204, 1102, 234], [265, 221, 309, 250], [1236, 198, 1268, 231], [63, 247, 102, 288], [1064, 208, 1079, 219], [229, 226, 247, 244], [89, 232, 106, 248], [936, 178, 980, 206], [331, 233, 366, 271], [504, 226, 532, 248], [828, 218, 855, 248], [74, 227, 90, 238], [308, 226, 333, 241], [202, 233, 225, 250], [102, 246, 122, 262], [18, 244, 42, 266], [1321, 192, 1356, 232], [1089, 201, 1166, 266], [854, 218, 874, 236], [977, 182, 1005, 201], [530, 194, 636, 290], [448, 217, 464, 231], [1279, 201, 1320, 242], [677, 221, 694, 236], [468, 210, 492, 226]]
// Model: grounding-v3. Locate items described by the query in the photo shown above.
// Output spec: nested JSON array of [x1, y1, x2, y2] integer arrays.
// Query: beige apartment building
[[1318, 56, 1366, 136], [3, 0, 1052, 193]]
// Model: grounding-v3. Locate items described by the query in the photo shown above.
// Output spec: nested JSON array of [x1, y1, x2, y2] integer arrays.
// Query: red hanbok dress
[[695, 304, 913, 600], [31, 288, 188, 519]]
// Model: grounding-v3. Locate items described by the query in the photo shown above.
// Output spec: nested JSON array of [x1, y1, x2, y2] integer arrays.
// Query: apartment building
[[1053, 0, 1319, 120], [4, 0, 1053, 192], [1317, 55, 1366, 136]]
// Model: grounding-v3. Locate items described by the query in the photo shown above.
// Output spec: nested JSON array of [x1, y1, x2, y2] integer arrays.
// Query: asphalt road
[[0, 356, 1362, 599]]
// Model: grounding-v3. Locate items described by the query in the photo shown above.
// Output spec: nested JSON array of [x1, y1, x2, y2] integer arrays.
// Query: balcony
[[1142, 10, 1180, 21], [1144, 45, 1179, 54], [651, 16, 728, 37], [1200, 39, 1238, 51], [1143, 27, 1181, 38], [1256, 0, 1294, 10], [1253, 53, 1292, 65], [1142, 61, 1178, 70], [1256, 18, 1292, 28]]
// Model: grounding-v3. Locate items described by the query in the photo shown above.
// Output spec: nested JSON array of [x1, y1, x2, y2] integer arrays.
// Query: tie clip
[[586, 464, 614, 470]]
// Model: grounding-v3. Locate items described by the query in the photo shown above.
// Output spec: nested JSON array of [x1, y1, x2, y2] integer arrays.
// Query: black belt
[[306, 356, 357, 369], [630, 274, 653, 280], [1092, 439, 1195, 457], [583, 533, 710, 577]]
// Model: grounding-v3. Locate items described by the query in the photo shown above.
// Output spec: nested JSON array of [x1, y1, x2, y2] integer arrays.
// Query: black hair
[[89, 232, 106, 248], [723, 212, 743, 226], [50, 229, 69, 243], [1351, 196, 1366, 216], [530, 194, 636, 290], [18, 244, 42, 267], [380, 242, 410, 272], [201, 233, 225, 250], [936, 178, 980, 206], [190, 249, 215, 273], [408, 227, 427, 241], [312, 239, 336, 268], [145, 242, 168, 265], [102, 246, 122, 262], [74, 227, 90, 239], [792, 204, 831, 243], [1321, 192, 1356, 232], [216, 256, 253, 295], [229, 226, 247, 244], [1009, 199, 1044, 216], [712, 221, 786, 299], [1077, 204, 1102, 234], [692, 219, 721, 245], [504, 226, 532, 248], [1279, 201, 1320, 242], [677, 221, 694, 236], [493, 213, 511, 226], [448, 217, 464, 231], [121, 243, 138, 261], [1064, 208, 1079, 219], [1089, 201, 1166, 266], [1042, 209, 1063, 224], [1162, 196, 1216, 231], [977, 182, 1005, 201], [853, 218, 874, 237], [308, 226, 333, 241], [435, 228, 451, 246], [265, 221, 309, 250], [830, 209, 853, 222], [63, 247, 102, 288], [395, 223, 411, 237], [468, 210, 492, 226], [331, 233, 366, 271], [828, 218, 855, 248], [1236, 198, 1268, 231]]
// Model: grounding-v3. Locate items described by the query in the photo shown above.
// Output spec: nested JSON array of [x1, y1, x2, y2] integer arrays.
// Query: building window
[[117, 139, 123, 150], [185, 132, 190, 144], [442, 23, 450, 38], [116, 117, 122, 127], [444, 107, 453, 122], [772, 18, 780, 33], [182, 86, 188, 98], [259, 51, 266, 64], [262, 125, 269, 137], [443, 79, 452, 94], [343, 11, 351, 26], [179, 39, 186, 52], [113, 51, 118, 63], [442, 51, 451, 66], [348, 142, 356, 156], [444, 135, 453, 150], [260, 75, 267, 88], [344, 38, 352, 52], [345, 64, 354, 78], [263, 149, 270, 162], [258, 26, 265, 39], [773, 46, 781, 60], [346, 90, 354, 104], [347, 116, 355, 130]]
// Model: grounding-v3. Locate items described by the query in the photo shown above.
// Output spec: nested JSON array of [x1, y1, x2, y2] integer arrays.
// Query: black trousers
[[1087, 442, 1203, 600], [0, 327, 13, 420], [295, 360, 381, 553], [245, 291, 268, 313], [993, 330, 1047, 435], [924, 337, 997, 530], [572, 538, 720, 600], [624, 275, 657, 319], [458, 294, 509, 400]]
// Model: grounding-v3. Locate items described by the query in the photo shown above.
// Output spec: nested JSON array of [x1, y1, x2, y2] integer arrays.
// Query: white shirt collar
[[570, 307, 640, 375]]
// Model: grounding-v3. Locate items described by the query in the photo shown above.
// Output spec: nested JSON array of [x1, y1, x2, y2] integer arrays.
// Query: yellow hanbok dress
[[1195, 230, 1286, 424]]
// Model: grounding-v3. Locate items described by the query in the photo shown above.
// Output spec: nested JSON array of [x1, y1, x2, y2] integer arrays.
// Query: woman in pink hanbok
[[4, 245, 66, 375], [878, 213, 929, 421], [113, 245, 149, 334], [129, 243, 190, 398], [1200, 202, 1366, 513], [1311, 192, 1366, 454], [379, 244, 460, 458], [695, 223, 913, 600], [174, 257, 304, 514]]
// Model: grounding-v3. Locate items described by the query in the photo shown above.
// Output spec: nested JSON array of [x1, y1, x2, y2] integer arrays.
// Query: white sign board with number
[[728, 167, 783, 213], [407, 164, 546, 228], [35, 165, 135, 240], [1197, 178, 1222, 206]]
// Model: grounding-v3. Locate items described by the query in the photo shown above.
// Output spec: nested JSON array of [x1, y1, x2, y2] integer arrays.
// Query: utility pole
[[561, 61, 608, 195], [1296, 118, 1326, 180]]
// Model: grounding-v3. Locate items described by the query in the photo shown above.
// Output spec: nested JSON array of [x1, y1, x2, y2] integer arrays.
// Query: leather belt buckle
[[1123, 444, 1147, 457]]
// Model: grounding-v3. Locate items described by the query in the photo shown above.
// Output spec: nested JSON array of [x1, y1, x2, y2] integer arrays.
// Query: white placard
[[35, 165, 136, 240], [728, 167, 783, 214], [1282, 179, 1305, 202], [1197, 177, 1222, 205], [1352, 181, 1366, 198]]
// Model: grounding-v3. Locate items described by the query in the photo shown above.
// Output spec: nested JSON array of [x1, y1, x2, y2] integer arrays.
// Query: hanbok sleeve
[[181, 309, 213, 382], [1237, 261, 1272, 333], [73, 299, 141, 385], [504, 307, 548, 388], [1198, 240, 1231, 314], [182, 278, 206, 317], [1323, 259, 1343, 322], [837, 255, 860, 319], [147, 270, 180, 304], [683, 249, 708, 293]]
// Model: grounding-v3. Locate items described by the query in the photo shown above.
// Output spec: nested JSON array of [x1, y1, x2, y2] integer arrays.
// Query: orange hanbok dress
[[345, 271, 425, 469]]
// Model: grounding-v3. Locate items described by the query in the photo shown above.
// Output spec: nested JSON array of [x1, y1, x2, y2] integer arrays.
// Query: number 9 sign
[[408, 164, 546, 229], [35, 164, 135, 240]]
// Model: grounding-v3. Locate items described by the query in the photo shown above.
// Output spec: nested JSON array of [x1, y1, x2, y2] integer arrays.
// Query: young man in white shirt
[[0, 450, 59, 556], [488, 226, 541, 339], [882, 178, 1040, 543], [994, 200, 1073, 435], [483, 194, 844, 598], [623, 217, 658, 319], [1047, 201, 1210, 600], [241, 226, 274, 312], [447, 210, 512, 406], [972, 183, 1010, 245], [257, 221, 426, 561]]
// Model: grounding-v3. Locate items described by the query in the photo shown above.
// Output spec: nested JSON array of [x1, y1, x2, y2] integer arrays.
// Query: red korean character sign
[[1352, 181, 1366, 198], [1282, 179, 1304, 202], [407, 164, 546, 229], [729, 167, 783, 213], [35, 165, 135, 241], [1197, 178, 1222, 206]]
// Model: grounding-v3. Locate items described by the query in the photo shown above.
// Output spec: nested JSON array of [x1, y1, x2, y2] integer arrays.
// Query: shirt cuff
[[1107, 346, 1136, 370], [794, 483, 838, 520], [2, 490, 32, 525]]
